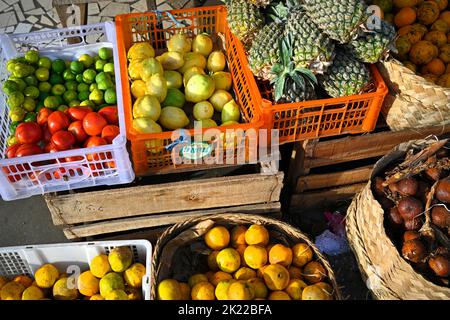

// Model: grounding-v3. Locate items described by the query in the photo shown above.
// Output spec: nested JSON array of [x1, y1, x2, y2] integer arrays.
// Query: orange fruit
[[394, 7, 417, 27], [421, 58, 446, 75], [207, 251, 220, 271], [431, 19, 449, 33], [247, 278, 268, 299], [424, 30, 447, 48], [77, 271, 99, 297], [191, 282, 215, 300], [288, 266, 303, 280], [417, 1, 440, 25], [262, 264, 290, 291], [303, 261, 327, 284], [13, 275, 33, 288], [204, 226, 230, 250], [268, 291, 291, 300], [292, 243, 314, 267], [243, 245, 268, 269], [439, 43, 450, 63], [230, 225, 247, 247], [302, 283, 333, 300], [244, 224, 269, 246], [215, 279, 236, 300], [235, 244, 248, 267], [211, 271, 233, 286], [188, 274, 209, 288], [227, 281, 255, 300], [440, 11, 450, 25], [216, 248, 241, 273], [409, 40, 439, 64], [179, 282, 191, 300], [285, 279, 308, 300], [234, 267, 257, 281], [269, 244, 293, 267]]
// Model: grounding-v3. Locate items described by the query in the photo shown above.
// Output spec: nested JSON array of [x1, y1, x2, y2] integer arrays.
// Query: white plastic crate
[[0, 240, 152, 300], [0, 22, 134, 201]]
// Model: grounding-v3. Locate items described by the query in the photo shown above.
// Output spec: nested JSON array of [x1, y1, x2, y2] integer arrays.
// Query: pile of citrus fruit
[[0, 246, 146, 300], [157, 224, 334, 300]]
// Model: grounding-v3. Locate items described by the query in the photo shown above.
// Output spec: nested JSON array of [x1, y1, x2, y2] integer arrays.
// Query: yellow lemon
[[35, 264, 59, 289], [157, 279, 181, 300], [124, 263, 146, 288]]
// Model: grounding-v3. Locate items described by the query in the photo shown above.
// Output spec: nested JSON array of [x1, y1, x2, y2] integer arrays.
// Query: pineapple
[[224, 0, 264, 47], [271, 35, 318, 103], [286, 10, 335, 74], [249, 0, 273, 7], [319, 49, 371, 98], [345, 19, 396, 63], [248, 22, 285, 81], [302, 0, 368, 44]]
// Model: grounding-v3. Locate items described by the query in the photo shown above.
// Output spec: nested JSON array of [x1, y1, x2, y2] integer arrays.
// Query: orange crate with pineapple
[[115, 6, 264, 176]]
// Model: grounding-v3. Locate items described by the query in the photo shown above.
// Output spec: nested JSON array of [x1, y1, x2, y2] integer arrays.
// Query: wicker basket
[[378, 59, 450, 131], [151, 213, 342, 300], [346, 140, 450, 300]]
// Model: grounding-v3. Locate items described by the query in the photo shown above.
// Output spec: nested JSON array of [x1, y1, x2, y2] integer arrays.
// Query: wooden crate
[[45, 163, 283, 240], [289, 124, 450, 211]]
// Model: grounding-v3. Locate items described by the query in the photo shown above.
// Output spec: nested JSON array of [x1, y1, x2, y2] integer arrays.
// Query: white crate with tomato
[[0, 22, 134, 201]]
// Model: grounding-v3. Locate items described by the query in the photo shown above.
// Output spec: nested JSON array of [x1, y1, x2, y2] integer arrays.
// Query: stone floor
[[0, 0, 217, 34]]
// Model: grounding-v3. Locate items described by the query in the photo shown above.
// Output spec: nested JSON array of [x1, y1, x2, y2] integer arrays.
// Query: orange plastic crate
[[115, 6, 264, 176], [253, 64, 388, 144]]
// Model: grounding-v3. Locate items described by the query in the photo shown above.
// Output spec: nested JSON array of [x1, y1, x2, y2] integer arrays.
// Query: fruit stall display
[[0, 22, 134, 201], [347, 138, 450, 299], [0, 240, 152, 300], [222, 0, 389, 144], [152, 214, 341, 300], [115, 7, 264, 176], [371, 0, 450, 131]]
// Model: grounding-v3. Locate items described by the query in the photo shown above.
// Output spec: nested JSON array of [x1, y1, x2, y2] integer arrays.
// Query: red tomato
[[15, 144, 43, 157], [98, 106, 119, 125], [84, 136, 107, 161], [83, 112, 107, 136], [6, 144, 21, 158], [37, 108, 53, 126], [44, 141, 59, 153], [68, 106, 93, 121], [51, 131, 76, 151], [42, 125, 52, 142], [101, 125, 120, 144], [68, 121, 88, 144], [15, 122, 42, 144], [47, 111, 70, 134]]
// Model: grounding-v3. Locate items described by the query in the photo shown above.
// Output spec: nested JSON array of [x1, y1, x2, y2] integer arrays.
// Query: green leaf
[[291, 72, 306, 89], [274, 75, 286, 102], [296, 67, 318, 85], [272, 64, 283, 76]]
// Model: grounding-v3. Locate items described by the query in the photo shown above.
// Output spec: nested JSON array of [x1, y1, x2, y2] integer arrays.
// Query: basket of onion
[[347, 137, 450, 300]]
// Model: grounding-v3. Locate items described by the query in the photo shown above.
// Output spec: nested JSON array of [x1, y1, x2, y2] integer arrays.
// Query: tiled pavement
[[0, 0, 220, 34]]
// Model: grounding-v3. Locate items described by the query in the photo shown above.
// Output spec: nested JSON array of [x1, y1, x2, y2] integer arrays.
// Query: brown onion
[[402, 239, 427, 263]]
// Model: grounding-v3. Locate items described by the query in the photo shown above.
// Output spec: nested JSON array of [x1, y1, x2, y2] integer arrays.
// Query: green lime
[[38, 82, 51, 93], [6, 60, 17, 73], [89, 89, 104, 105], [77, 83, 89, 92], [49, 73, 64, 85], [13, 63, 35, 78], [63, 69, 76, 81], [68, 100, 81, 107], [38, 57, 52, 69], [161, 88, 185, 108], [104, 88, 117, 105], [22, 97, 36, 112], [82, 69, 97, 84], [9, 107, 26, 122], [76, 74, 84, 83], [24, 112, 37, 122], [24, 75, 38, 87], [70, 61, 85, 74], [80, 100, 95, 108], [63, 90, 78, 103], [96, 72, 114, 90], [24, 86, 40, 99], [65, 80, 78, 92], [39, 91, 50, 102], [103, 62, 115, 75], [89, 83, 98, 92], [9, 77, 27, 92], [44, 96, 60, 109], [2, 80, 19, 95], [78, 91, 90, 101], [25, 50, 40, 65], [79, 54, 95, 68], [95, 59, 107, 72], [52, 59, 66, 74], [51, 84, 66, 96], [98, 47, 113, 60], [58, 105, 68, 113], [7, 92, 25, 109], [9, 122, 20, 135], [35, 67, 50, 82]]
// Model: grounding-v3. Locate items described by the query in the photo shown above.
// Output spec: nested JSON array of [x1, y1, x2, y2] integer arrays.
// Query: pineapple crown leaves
[[271, 34, 318, 102]]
